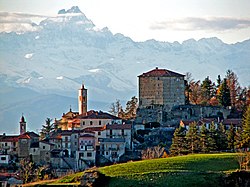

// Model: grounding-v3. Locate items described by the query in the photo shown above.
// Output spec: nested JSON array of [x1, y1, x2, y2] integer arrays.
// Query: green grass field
[[34, 153, 239, 186]]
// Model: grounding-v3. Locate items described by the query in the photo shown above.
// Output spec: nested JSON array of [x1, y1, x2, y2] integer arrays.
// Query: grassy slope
[[36, 153, 239, 186]]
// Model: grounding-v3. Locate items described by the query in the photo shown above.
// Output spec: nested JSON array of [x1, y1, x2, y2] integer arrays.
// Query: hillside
[[30, 153, 239, 186]]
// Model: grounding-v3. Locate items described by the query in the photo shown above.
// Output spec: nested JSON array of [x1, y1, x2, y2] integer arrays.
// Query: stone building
[[138, 67, 185, 110]]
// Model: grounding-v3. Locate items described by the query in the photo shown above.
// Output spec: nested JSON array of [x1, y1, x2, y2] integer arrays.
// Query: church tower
[[20, 115, 26, 135], [78, 84, 87, 116]]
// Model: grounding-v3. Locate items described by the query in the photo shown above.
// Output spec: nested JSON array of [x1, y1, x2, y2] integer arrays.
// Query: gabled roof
[[0, 135, 19, 142], [138, 67, 185, 77], [77, 110, 121, 120], [106, 124, 132, 130]]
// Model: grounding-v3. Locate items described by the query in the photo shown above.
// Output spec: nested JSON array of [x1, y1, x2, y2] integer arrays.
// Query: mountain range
[[0, 6, 249, 134]]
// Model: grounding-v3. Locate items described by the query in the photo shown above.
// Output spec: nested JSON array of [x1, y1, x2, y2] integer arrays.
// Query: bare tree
[[141, 145, 164, 160]]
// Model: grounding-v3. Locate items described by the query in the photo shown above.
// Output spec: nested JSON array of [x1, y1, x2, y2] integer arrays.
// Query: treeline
[[109, 96, 138, 120], [185, 70, 250, 112], [170, 106, 250, 156]]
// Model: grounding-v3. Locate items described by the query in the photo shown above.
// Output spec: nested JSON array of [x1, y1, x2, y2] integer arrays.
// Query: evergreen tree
[[185, 122, 200, 153], [201, 76, 215, 105], [216, 123, 228, 151], [40, 118, 54, 140], [170, 127, 186, 156], [124, 96, 138, 119], [207, 122, 217, 151], [241, 105, 250, 149], [217, 78, 231, 107], [227, 124, 236, 151], [185, 72, 194, 105], [235, 127, 243, 149], [199, 124, 209, 153], [216, 75, 222, 88]]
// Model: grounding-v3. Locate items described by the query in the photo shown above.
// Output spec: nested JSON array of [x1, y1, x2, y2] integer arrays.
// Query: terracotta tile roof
[[0, 135, 19, 142], [138, 67, 184, 77], [106, 124, 132, 130], [77, 110, 121, 120], [18, 134, 30, 139]]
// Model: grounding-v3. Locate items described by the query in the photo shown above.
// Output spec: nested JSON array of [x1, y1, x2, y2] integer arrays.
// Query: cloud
[[0, 12, 46, 33], [150, 17, 250, 31]]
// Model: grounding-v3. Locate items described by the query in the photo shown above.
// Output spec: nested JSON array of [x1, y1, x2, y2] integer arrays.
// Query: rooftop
[[77, 110, 121, 120], [138, 67, 185, 77]]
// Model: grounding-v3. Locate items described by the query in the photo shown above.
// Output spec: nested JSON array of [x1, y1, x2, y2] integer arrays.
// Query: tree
[[124, 96, 138, 119], [216, 75, 222, 88], [141, 145, 165, 159], [40, 118, 54, 140], [207, 122, 217, 151], [185, 122, 200, 153], [199, 124, 209, 153], [185, 72, 194, 104], [241, 105, 250, 149], [201, 76, 215, 105], [227, 124, 236, 151], [18, 158, 35, 184], [170, 127, 186, 156], [226, 70, 241, 108], [216, 123, 228, 151], [109, 99, 123, 117], [189, 81, 203, 104], [217, 78, 231, 107]]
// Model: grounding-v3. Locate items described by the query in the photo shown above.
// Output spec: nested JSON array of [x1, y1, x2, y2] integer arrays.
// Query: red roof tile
[[138, 67, 184, 77]]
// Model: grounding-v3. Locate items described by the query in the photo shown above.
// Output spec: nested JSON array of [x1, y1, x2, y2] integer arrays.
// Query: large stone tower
[[20, 115, 26, 135], [78, 84, 87, 116], [138, 67, 185, 109]]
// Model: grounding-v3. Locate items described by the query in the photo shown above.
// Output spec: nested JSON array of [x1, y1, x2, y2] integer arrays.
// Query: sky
[[0, 0, 250, 44]]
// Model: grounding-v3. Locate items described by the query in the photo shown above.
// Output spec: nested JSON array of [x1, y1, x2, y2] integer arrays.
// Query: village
[[0, 67, 247, 185]]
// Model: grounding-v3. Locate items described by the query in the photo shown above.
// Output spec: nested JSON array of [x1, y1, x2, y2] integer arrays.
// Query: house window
[[5, 143, 7, 146], [65, 143, 68, 148], [75, 135, 77, 138], [82, 121, 85, 126], [75, 142, 77, 146], [33, 149, 36, 152], [121, 129, 124, 136], [98, 132, 101, 136], [1, 157, 6, 160], [79, 153, 84, 158], [43, 146, 45, 149], [81, 146, 83, 149], [65, 137, 68, 142], [90, 121, 93, 125], [99, 120, 102, 125], [110, 130, 113, 136], [87, 152, 92, 157], [106, 151, 109, 155]]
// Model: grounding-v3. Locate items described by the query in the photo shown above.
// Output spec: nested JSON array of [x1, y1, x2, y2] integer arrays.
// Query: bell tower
[[20, 114, 26, 135], [78, 84, 87, 116]]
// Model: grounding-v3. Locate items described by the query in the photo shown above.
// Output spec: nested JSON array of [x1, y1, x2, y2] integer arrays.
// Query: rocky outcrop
[[80, 170, 109, 187]]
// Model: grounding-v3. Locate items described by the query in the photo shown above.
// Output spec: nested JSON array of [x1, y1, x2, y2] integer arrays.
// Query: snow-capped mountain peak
[[58, 6, 83, 14]]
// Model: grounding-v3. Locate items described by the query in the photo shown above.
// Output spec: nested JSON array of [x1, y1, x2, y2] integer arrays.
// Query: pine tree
[[217, 78, 231, 107], [241, 105, 250, 148], [216, 123, 228, 151], [227, 124, 236, 151], [199, 124, 209, 153], [185, 122, 200, 153], [235, 127, 243, 149], [170, 127, 186, 156], [226, 70, 241, 108], [124, 96, 138, 119], [40, 118, 54, 140], [207, 122, 217, 152], [201, 76, 215, 105]]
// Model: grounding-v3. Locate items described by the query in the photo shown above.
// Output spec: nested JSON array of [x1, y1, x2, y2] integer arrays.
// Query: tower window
[[90, 121, 93, 125]]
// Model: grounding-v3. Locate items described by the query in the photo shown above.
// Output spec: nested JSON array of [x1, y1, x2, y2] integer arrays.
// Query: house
[[106, 124, 132, 150], [180, 118, 219, 131], [18, 131, 39, 159], [0, 134, 19, 155], [99, 138, 126, 163], [76, 133, 96, 170], [0, 154, 10, 165], [78, 110, 122, 129], [221, 118, 242, 130]]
